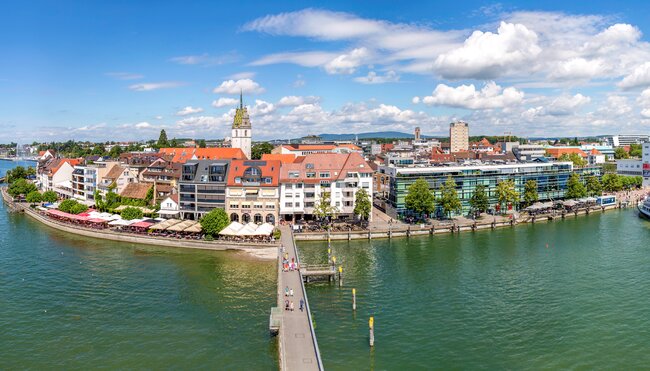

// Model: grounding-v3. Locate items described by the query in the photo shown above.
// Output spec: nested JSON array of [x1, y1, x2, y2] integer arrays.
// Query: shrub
[[273, 229, 281, 240], [121, 206, 143, 220], [7, 178, 37, 197], [58, 199, 78, 213], [26, 191, 42, 204], [70, 203, 88, 214], [42, 190, 58, 203]]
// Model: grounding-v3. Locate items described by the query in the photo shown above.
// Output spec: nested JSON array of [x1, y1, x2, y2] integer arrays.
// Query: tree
[[200, 208, 230, 237], [7, 178, 38, 197], [157, 129, 169, 148], [170, 138, 180, 147], [6, 166, 27, 183], [70, 203, 88, 214], [601, 173, 623, 192], [42, 190, 58, 203], [26, 191, 42, 205], [585, 176, 602, 196], [108, 145, 123, 158], [558, 153, 586, 167], [251, 142, 274, 160], [565, 173, 587, 199], [404, 177, 435, 218], [314, 191, 338, 221], [469, 184, 489, 214], [614, 147, 629, 159], [353, 188, 371, 221], [121, 206, 143, 220], [629, 143, 642, 157], [92, 144, 106, 156], [438, 176, 462, 218], [496, 179, 519, 212], [198, 139, 207, 148], [523, 180, 539, 207], [58, 199, 78, 213]]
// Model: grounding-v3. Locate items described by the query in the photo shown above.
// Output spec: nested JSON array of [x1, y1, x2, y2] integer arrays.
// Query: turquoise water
[[0, 161, 278, 369], [300, 210, 650, 369]]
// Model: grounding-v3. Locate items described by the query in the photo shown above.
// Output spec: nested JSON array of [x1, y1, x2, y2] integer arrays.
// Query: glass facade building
[[381, 162, 602, 217]]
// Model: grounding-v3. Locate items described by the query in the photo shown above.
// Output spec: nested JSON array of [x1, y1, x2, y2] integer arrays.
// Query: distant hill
[[317, 131, 438, 140]]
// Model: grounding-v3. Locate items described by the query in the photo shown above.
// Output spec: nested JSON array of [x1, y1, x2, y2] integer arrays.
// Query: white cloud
[[293, 75, 306, 88], [433, 22, 541, 79], [250, 51, 339, 67], [421, 81, 524, 109], [522, 94, 591, 119], [106, 72, 143, 80], [135, 122, 153, 129], [324, 47, 371, 74], [176, 106, 204, 116], [128, 82, 186, 91], [212, 97, 239, 108], [169, 52, 239, 66], [548, 58, 606, 80], [412, 96, 420, 104], [639, 89, 650, 118], [213, 78, 265, 94], [619, 62, 650, 89], [277, 95, 320, 107], [249, 100, 276, 116], [354, 70, 399, 84]]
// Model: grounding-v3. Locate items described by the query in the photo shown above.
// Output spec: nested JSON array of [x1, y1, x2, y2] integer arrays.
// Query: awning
[[158, 210, 180, 215], [245, 189, 258, 194], [183, 223, 202, 233], [55, 180, 73, 188], [219, 221, 245, 235], [166, 220, 197, 232], [149, 218, 182, 230], [130, 221, 153, 229], [108, 219, 134, 226]]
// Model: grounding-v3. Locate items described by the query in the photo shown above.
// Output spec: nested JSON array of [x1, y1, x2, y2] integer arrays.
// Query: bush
[[70, 203, 88, 214], [200, 208, 230, 237], [273, 229, 281, 240], [42, 190, 58, 203], [58, 199, 79, 213], [204, 235, 214, 241], [7, 178, 38, 197], [26, 191, 42, 204], [121, 206, 143, 220]]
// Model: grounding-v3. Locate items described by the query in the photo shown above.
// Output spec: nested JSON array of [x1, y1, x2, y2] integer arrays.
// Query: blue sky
[[2, 1, 650, 142]]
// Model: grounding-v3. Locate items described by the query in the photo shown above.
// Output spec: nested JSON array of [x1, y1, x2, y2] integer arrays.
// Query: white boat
[[638, 197, 650, 219]]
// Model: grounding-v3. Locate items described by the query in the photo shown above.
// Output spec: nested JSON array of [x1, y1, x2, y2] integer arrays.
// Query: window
[[294, 202, 301, 207], [289, 171, 300, 178], [335, 201, 340, 207], [230, 203, 239, 209], [306, 172, 316, 178], [306, 163, 314, 169], [295, 183, 303, 188], [319, 172, 330, 178], [305, 192, 315, 198], [285, 202, 293, 207], [286, 193, 293, 198], [235, 177, 242, 184], [266, 204, 275, 209], [265, 177, 272, 184], [305, 202, 314, 208], [242, 204, 251, 209]]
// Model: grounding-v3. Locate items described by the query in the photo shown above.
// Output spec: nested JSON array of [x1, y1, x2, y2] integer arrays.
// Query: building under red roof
[[226, 159, 281, 187], [159, 147, 247, 163]]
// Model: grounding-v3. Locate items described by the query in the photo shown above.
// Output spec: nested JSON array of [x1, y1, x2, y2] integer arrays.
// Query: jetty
[[272, 225, 324, 371]]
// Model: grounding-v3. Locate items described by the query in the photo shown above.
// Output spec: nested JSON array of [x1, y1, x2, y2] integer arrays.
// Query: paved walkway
[[277, 225, 322, 371]]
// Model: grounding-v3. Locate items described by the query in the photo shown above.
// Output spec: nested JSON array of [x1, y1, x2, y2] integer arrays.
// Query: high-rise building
[[449, 121, 469, 153], [231, 92, 252, 159], [414, 127, 421, 141]]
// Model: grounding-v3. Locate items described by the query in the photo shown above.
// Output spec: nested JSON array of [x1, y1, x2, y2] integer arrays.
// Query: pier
[[273, 225, 324, 371]]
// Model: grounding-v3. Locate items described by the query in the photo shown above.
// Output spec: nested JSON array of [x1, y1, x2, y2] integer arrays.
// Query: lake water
[[0, 161, 278, 369], [300, 208, 650, 369]]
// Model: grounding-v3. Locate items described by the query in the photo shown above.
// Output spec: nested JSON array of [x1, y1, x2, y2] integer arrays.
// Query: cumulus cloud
[[324, 47, 371, 74], [212, 97, 239, 108], [420, 81, 524, 109], [213, 78, 265, 94], [277, 95, 320, 107], [135, 122, 153, 129], [412, 96, 420, 104], [548, 58, 606, 80], [176, 106, 204, 116], [638, 89, 650, 118], [249, 100, 276, 116], [128, 82, 186, 91], [619, 62, 650, 89], [433, 22, 541, 79], [522, 94, 591, 119], [229, 71, 256, 79], [354, 70, 399, 84]]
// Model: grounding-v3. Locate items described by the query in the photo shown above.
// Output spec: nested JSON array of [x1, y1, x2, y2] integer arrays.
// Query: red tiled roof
[[261, 153, 298, 163], [120, 183, 152, 200], [159, 147, 247, 163], [545, 148, 588, 158], [280, 152, 372, 183]]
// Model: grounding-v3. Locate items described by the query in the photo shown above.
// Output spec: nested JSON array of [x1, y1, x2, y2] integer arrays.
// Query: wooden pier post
[[369, 316, 375, 347], [352, 288, 356, 311], [338, 266, 343, 287]]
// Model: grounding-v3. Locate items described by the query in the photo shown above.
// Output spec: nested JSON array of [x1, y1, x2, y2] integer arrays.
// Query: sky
[[2, 0, 650, 143]]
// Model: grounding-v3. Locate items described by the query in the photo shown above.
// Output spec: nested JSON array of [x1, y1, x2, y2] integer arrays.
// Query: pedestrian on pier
[[300, 298, 304, 312], [289, 288, 294, 297], [290, 301, 294, 311], [285, 300, 290, 311], [285, 286, 289, 296]]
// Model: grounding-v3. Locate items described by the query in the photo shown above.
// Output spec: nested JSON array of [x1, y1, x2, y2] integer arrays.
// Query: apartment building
[[71, 161, 119, 204], [178, 160, 231, 220], [225, 160, 281, 224]]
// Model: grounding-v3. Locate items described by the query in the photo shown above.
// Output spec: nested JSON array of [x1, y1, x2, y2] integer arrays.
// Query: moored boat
[[638, 197, 650, 219]]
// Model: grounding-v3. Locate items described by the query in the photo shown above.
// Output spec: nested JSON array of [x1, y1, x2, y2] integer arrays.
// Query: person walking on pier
[[299, 298, 304, 312], [285, 286, 289, 296], [290, 301, 294, 311], [289, 288, 294, 297]]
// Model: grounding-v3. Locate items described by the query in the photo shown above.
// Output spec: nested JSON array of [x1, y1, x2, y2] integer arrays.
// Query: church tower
[[231, 91, 252, 159]]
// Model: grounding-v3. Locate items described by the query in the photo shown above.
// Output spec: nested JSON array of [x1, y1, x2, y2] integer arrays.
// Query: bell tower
[[231, 91, 252, 159]]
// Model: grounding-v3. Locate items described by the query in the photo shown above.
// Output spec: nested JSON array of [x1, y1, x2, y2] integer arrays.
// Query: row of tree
[[4, 166, 36, 183], [404, 173, 643, 219]]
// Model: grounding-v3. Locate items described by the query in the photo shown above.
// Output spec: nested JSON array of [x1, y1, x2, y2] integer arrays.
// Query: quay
[[273, 225, 324, 371]]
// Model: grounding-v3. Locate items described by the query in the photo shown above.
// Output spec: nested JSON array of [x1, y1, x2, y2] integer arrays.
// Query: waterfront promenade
[[276, 225, 323, 371]]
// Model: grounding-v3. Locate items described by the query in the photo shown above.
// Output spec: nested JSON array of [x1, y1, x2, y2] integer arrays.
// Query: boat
[[638, 197, 650, 219]]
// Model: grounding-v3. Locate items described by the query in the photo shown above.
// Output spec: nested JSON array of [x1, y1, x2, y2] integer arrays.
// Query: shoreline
[[2, 186, 640, 251], [2, 187, 279, 260]]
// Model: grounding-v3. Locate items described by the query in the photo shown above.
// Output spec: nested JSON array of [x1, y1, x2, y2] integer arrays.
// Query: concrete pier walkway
[[276, 225, 323, 371]]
